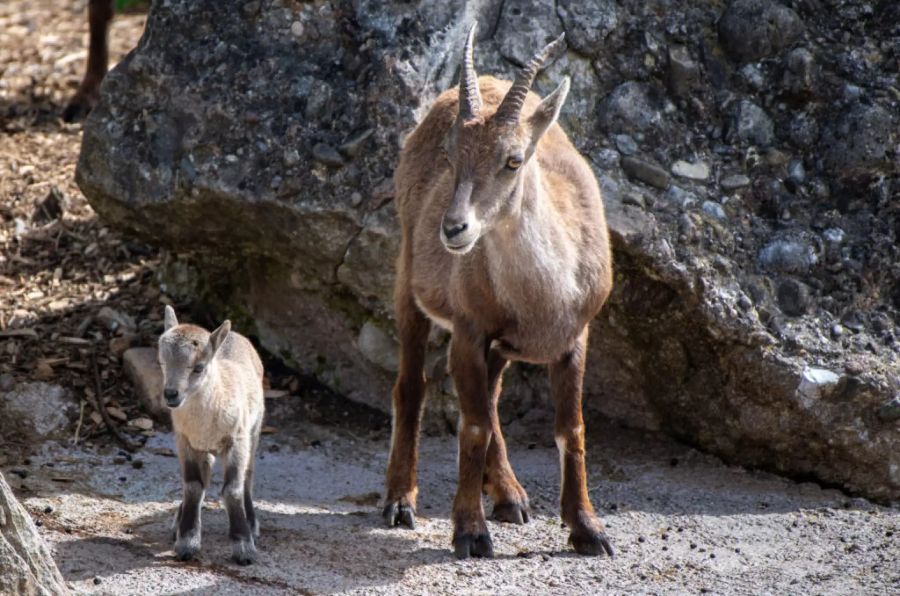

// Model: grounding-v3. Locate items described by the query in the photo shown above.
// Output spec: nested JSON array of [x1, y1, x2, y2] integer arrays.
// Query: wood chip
[[264, 389, 290, 399], [106, 406, 127, 421], [58, 336, 92, 345], [0, 328, 38, 338], [261, 426, 278, 435], [129, 417, 153, 431]]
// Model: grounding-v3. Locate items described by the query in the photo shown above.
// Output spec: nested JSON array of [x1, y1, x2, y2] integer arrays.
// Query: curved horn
[[495, 33, 567, 126], [457, 23, 482, 122]]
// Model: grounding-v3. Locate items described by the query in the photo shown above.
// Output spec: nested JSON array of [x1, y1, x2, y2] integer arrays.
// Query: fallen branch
[[72, 399, 85, 447], [89, 348, 139, 452]]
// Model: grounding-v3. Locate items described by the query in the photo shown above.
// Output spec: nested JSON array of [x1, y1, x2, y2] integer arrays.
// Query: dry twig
[[89, 348, 139, 452]]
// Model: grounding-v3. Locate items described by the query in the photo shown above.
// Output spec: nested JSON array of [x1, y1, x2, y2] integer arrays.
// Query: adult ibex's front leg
[[449, 321, 494, 559], [383, 280, 431, 529], [550, 327, 614, 557], [484, 349, 530, 524], [63, 0, 114, 122]]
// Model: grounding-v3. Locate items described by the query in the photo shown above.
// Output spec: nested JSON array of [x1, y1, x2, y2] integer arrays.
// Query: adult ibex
[[383, 25, 614, 559]]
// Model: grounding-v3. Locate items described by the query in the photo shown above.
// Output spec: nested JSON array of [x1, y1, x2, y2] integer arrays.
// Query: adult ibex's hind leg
[[383, 283, 431, 529], [550, 327, 614, 557], [483, 349, 530, 524], [63, 0, 114, 122]]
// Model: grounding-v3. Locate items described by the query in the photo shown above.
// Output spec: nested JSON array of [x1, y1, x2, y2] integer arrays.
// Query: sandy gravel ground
[[12, 413, 899, 596]]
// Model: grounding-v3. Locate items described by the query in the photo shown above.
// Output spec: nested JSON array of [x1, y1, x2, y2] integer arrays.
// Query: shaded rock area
[[1, 383, 76, 442], [77, 0, 900, 500], [0, 473, 69, 596]]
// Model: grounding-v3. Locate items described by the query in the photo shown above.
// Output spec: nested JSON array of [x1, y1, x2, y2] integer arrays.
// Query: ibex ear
[[164, 305, 178, 331], [206, 320, 231, 359], [527, 76, 570, 146]]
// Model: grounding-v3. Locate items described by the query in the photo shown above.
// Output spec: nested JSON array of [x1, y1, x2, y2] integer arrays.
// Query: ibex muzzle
[[440, 180, 480, 253]]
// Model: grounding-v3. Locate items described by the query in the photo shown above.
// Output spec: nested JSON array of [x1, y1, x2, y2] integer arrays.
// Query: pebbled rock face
[[718, 0, 803, 62], [78, 0, 900, 500]]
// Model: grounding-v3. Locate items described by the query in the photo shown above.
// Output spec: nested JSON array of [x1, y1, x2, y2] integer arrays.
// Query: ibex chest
[[171, 397, 243, 454], [477, 229, 594, 362]]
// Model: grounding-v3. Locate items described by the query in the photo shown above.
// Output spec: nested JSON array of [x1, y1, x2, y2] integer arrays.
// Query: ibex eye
[[192, 364, 205, 374], [506, 156, 523, 170]]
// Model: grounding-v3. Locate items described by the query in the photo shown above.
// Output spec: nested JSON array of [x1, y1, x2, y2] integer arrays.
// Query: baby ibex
[[383, 25, 614, 559], [159, 306, 265, 565]]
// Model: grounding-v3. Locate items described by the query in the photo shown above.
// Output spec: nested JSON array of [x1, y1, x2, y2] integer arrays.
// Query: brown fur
[[384, 31, 614, 559], [63, 0, 114, 122]]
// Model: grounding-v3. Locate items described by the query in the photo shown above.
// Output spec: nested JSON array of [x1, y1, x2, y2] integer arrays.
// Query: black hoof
[[174, 545, 199, 561], [62, 101, 91, 123], [491, 502, 530, 524], [570, 530, 615, 557], [452, 532, 494, 559], [382, 501, 416, 529], [232, 539, 257, 566]]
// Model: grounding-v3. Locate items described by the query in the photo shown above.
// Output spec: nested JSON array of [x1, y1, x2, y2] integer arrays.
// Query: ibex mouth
[[165, 396, 184, 409], [441, 235, 477, 255]]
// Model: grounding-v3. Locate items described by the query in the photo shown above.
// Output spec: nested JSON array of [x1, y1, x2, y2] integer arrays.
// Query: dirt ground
[[1, 1, 899, 595], [10, 408, 900, 595]]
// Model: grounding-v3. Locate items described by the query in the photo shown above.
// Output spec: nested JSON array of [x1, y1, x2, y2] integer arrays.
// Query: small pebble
[[671, 160, 710, 180], [720, 174, 750, 191]]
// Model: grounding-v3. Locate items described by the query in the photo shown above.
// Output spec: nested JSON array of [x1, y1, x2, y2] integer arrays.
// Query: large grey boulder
[[0, 474, 70, 595], [77, 0, 900, 500], [0, 383, 75, 442]]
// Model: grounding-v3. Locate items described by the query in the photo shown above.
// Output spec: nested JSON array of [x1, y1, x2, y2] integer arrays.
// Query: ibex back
[[384, 25, 614, 559]]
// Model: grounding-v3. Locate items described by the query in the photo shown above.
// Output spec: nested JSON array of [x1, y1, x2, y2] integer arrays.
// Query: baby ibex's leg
[[244, 422, 261, 539], [550, 327, 614, 557], [483, 349, 530, 524], [174, 434, 212, 561], [63, 0, 114, 122], [224, 440, 257, 565], [384, 281, 431, 529], [449, 322, 494, 559]]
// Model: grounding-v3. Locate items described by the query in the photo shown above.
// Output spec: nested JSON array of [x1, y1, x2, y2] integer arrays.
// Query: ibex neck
[[484, 163, 582, 313], [490, 163, 557, 245]]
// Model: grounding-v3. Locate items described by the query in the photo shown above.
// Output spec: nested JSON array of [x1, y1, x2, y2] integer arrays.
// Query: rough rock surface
[[0, 473, 69, 596], [77, 0, 900, 500], [1, 383, 75, 441]]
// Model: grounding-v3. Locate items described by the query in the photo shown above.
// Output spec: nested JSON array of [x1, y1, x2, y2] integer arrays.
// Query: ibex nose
[[164, 389, 179, 401], [442, 221, 469, 240]]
